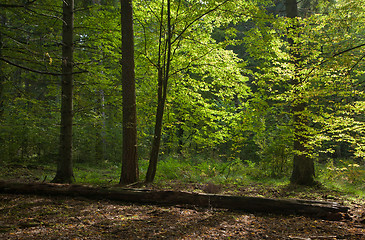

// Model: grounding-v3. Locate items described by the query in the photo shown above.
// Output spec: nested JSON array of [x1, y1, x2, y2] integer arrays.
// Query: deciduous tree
[[284, 0, 315, 185], [120, 0, 139, 184]]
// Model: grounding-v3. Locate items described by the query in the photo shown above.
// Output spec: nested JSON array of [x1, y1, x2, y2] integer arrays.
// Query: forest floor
[[1, 182, 364, 239], [0, 164, 364, 239]]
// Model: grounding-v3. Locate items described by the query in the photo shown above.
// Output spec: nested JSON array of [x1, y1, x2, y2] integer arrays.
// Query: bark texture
[[0, 181, 349, 220], [52, 0, 74, 184], [146, 0, 172, 183], [120, 0, 139, 184], [0, 14, 5, 120], [146, 68, 165, 183], [285, 0, 315, 185]]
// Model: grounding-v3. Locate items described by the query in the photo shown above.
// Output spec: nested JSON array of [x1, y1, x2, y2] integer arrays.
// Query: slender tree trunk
[[52, 0, 75, 183], [0, 13, 5, 161], [146, 68, 165, 182], [120, 0, 139, 184], [91, 0, 105, 164], [177, 116, 184, 155], [285, 0, 315, 185], [145, 0, 172, 183], [95, 90, 106, 162], [0, 13, 5, 120]]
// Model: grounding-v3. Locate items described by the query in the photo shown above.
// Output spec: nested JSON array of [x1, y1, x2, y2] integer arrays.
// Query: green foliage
[[153, 157, 193, 181], [0, 75, 60, 163], [151, 155, 292, 186], [1, 0, 364, 188], [317, 159, 365, 197], [238, 0, 365, 180], [319, 159, 365, 185], [1, 155, 363, 199], [74, 161, 120, 184], [152, 156, 250, 184]]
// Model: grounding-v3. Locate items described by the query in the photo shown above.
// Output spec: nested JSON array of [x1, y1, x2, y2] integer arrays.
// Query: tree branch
[[332, 43, 365, 58], [0, 57, 87, 76], [172, 0, 231, 45], [0, 0, 37, 8], [303, 42, 365, 82]]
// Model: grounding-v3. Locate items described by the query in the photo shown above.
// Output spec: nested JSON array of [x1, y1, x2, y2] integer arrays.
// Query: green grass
[[316, 159, 365, 198], [151, 156, 252, 185], [1, 156, 364, 201], [73, 162, 121, 185]]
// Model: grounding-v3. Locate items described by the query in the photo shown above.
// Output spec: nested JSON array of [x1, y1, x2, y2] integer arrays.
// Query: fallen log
[[0, 181, 349, 220]]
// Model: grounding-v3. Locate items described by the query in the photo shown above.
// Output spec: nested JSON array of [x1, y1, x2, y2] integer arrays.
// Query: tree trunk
[[0, 13, 5, 160], [146, 0, 172, 183], [0, 13, 5, 120], [146, 68, 165, 183], [52, 0, 75, 184], [285, 0, 315, 185], [95, 90, 106, 162], [120, 0, 139, 184], [177, 115, 184, 155], [0, 181, 349, 220], [291, 102, 315, 185]]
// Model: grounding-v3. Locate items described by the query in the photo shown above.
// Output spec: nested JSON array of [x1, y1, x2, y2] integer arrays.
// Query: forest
[[0, 0, 365, 239]]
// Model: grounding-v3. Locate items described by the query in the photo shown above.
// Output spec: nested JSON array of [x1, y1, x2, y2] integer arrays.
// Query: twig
[[0, 57, 87, 75]]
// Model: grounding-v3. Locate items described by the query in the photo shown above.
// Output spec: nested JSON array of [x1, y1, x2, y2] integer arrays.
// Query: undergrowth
[[0, 156, 364, 200]]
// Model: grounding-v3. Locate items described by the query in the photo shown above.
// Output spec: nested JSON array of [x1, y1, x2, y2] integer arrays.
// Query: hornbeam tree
[[144, 0, 242, 183], [145, 0, 173, 183], [287, 0, 315, 185], [242, 0, 365, 183]]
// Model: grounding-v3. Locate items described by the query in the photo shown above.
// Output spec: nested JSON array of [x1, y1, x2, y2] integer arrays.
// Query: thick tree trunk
[[291, 102, 315, 185], [0, 181, 349, 220], [285, 0, 315, 185], [52, 0, 74, 184], [120, 0, 139, 184], [285, 0, 298, 18]]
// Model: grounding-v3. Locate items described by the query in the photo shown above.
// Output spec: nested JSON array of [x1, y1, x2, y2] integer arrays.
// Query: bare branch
[[332, 43, 365, 58], [0, 57, 87, 76]]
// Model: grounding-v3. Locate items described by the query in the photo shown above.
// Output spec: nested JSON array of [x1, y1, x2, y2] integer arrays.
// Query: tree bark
[[52, 0, 75, 184], [0, 181, 349, 220], [291, 102, 315, 185], [95, 90, 106, 162], [0, 13, 5, 120], [146, 0, 172, 183], [177, 115, 184, 154], [285, 0, 315, 185], [146, 68, 165, 183], [120, 0, 139, 184]]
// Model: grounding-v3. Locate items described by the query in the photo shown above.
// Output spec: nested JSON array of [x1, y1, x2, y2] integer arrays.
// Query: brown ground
[[1, 182, 364, 240]]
